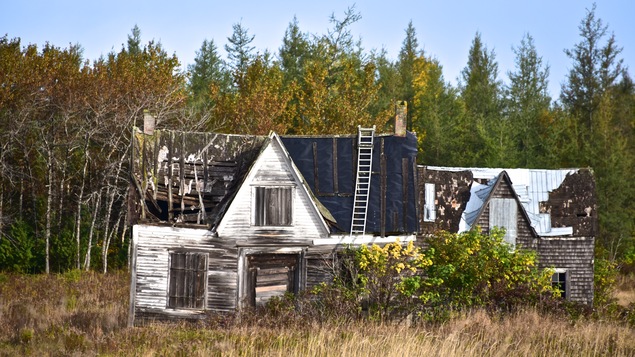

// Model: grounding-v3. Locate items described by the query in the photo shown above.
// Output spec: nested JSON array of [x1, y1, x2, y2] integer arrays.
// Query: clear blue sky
[[2, 1, 633, 99]]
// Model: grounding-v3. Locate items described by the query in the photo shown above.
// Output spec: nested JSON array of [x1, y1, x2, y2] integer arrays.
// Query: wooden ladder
[[350, 125, 375, 236]]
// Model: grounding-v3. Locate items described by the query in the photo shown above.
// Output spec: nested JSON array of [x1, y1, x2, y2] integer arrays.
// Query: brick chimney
[[143, 110, 155, 135], [394, 100, 407, 137]]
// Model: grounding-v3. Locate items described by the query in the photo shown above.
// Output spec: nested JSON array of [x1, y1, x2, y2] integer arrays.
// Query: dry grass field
[[1, 271, 635, 356]]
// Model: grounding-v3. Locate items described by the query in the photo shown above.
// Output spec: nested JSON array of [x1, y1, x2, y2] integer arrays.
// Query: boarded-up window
[[489, 198, 517, 247], [254, 187, 293, 226], [424, 183, 436, 222], [168, 252, 208, 309], [551, 270, 567, 299]]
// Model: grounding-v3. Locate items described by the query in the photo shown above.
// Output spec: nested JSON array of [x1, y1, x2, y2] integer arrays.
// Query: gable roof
[[426, 166, 578, 237], [213, 132, 331, 234], [462, 171, 538, 237]]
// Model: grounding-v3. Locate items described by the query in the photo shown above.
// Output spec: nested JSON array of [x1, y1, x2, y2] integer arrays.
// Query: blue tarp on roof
[[281, 132, 418, 235]]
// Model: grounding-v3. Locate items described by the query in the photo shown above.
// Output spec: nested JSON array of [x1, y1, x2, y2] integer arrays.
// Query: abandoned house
[[418, 166, 597, 304], [127, 110, 596, 325], [128, 111, 419, 325]]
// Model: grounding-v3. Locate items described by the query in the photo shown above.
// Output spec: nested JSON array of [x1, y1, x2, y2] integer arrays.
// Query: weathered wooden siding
[[305, 246, 340, 289], [131, 224, 239, 324], [217, 138, 329, 244], [538, 237, 595, 304]]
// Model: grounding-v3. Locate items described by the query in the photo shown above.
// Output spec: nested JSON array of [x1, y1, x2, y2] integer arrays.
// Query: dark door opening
[[247, 254, 299, 307]]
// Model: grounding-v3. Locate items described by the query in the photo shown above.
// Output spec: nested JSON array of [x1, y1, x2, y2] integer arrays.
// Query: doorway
[[246, 253, 300, 307]]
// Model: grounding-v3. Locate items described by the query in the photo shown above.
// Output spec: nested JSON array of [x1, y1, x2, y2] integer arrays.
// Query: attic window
[[168, 252, 208, 309], [424, 183, 436, 222], [253, 187, 293, 226], [489, 198, 517, 247]]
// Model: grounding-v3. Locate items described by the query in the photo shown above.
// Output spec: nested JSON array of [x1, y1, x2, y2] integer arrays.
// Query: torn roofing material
[[425, 166, 579, 236], [129, 128, 267, 226], [131, 128, 419, 235]]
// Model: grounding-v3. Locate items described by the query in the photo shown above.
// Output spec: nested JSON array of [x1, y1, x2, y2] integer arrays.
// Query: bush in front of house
[[268, 229, 563, 324]]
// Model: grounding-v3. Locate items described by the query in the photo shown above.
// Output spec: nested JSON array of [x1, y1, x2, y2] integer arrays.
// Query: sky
[[2, 1, 633, 99]]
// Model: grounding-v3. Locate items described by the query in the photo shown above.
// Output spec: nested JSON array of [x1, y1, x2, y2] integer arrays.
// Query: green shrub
[[421, 229, 556, 312], [0, 219, 35, 273]]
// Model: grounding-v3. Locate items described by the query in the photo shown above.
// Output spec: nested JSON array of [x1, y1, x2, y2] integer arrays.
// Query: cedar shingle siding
[[417, 167, 596, 304]]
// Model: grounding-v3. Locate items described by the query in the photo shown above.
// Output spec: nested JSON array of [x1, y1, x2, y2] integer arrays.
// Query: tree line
[[0, 4, 633, 273]]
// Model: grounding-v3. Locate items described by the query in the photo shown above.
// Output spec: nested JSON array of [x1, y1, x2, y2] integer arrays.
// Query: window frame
[[252, 185, 294, 227], [551, 268, 569, 299], [167, 251, 209, 310], [489, 198, 518, 248], [424, 183, 437, 222]]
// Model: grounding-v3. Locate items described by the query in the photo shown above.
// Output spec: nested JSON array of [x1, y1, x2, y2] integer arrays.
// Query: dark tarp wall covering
[[281, 132, 418, 235]]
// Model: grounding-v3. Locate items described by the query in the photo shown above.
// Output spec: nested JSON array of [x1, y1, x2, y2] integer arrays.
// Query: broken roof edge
[[208, 134, 273, 232], [420, 165, 584, 180], [133, 126, 267, 139]]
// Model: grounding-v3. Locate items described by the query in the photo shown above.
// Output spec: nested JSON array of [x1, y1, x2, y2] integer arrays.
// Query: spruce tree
[[458, 32, 503, 166], [188, 39, 227, 102], [279, 16, 310, 86], [127, 25, 142, 56], [225, 22, 255, 86], [505, 34, 551, 167], [397, 20, 420, 131], [561, 3, 624, 132]]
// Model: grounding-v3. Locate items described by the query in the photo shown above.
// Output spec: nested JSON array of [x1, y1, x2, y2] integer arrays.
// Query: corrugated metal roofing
[[426, 166, 578, 236]]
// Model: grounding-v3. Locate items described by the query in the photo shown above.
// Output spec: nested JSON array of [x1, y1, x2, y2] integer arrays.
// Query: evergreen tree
[[188, 39, 228, 102], [505, 33, 551, 167], [457, 32, 503, 166], [397, 20, 420, 131], [368, 48, 399, 123], [561, 3, 624, 132], [279, 16, 310, 86], [127, 25, 142, 56], [225, 22, 255, 86]]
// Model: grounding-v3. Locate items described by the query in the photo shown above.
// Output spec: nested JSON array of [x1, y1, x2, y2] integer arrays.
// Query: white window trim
[[551, 268, 569, 300]]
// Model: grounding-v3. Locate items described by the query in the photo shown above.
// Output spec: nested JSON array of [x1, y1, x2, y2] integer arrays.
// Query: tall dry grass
[[1, 271, 635, 356], [616, 274, 635, 307]]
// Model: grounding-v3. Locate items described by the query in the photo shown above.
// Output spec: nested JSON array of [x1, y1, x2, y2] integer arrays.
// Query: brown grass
[[1, 271, 635, 356], [616, 274, 635, 307]]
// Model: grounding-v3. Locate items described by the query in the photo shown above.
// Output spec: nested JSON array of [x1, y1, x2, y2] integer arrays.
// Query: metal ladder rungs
[[350, 125, 375, 236]]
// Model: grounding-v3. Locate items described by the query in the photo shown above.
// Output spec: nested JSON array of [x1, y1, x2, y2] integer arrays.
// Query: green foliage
[[421, 229, 555, 311], [456, 32, 504, 167], [225, 22, 255, 83], [349, 240, 432, 318], [323, 231, 556, 322], [505, 33, 551, 167], [593, 258, 618, 311], [0, 220, 35, 273]]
